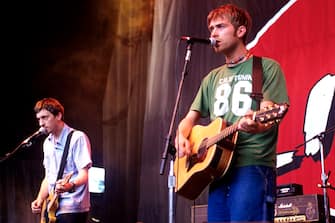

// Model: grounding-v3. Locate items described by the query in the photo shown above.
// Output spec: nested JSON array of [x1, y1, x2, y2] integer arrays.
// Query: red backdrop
[[250, 0, 335, 215]]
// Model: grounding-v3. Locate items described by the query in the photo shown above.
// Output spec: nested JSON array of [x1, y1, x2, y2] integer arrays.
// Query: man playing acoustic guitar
[[31, 98, 92, 223], [174, 4, 289, 223]]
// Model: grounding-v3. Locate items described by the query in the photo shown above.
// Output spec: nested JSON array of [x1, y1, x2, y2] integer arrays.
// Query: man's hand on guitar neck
[[237, 101, 277, 134], [55, 181, 75, 194], [55, 176, 75, 194], [237, 112, 266, 133]]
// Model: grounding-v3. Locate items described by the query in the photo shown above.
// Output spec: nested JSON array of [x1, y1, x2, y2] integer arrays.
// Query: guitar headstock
[[255, 103, 289, 124]]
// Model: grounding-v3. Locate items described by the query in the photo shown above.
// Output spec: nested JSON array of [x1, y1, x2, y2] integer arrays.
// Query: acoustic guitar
[[40, 172, 73, 223], [174, 103, 289, 200]]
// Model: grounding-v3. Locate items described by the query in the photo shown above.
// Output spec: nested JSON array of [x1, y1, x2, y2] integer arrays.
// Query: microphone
[[22, 127, 48, 146], [181, 36, 216, 46]]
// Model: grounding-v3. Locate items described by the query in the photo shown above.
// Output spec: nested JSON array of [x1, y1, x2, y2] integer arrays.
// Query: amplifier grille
[[191, 194, 325, 223], [275, 194, 324, 222], [274, 215, 306, 222]]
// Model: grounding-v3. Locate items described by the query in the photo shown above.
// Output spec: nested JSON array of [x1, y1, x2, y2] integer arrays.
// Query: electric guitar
[[40, 172, 73, 223], [174, 103, 289, 200]]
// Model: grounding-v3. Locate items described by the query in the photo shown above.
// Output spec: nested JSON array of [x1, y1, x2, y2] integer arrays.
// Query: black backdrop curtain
[[2, 1, 326, 223]]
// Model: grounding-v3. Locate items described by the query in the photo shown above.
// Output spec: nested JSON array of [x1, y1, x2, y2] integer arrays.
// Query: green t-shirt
[[191, 56, 289, 168]]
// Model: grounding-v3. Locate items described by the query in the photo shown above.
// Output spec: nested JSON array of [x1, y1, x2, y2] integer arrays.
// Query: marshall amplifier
[[191, 194, 325, 223], [275, 194, 324, 222]]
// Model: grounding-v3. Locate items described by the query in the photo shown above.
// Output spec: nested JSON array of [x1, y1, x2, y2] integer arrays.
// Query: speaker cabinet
[[192, 194, 327, 223], [275, 194, 325, 222]]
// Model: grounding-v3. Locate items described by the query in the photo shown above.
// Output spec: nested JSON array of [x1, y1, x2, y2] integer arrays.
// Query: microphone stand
[[159, 42, 193, 223], [0, 138, 36, 163], [0, 129, 47, 163], [295, 125, 335, 223]]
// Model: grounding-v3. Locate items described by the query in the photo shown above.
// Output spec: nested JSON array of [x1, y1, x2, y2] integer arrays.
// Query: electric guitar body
[[40, 172, 73, 223]]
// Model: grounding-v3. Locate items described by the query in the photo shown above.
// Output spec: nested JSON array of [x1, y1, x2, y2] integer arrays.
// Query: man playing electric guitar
[[31, 98, 92, 223], [174, 4, 289, 223], [40, 172, 73, 223]]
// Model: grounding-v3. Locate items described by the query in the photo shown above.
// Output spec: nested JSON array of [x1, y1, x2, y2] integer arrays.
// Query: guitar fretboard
[[206, 123, 238, 148]]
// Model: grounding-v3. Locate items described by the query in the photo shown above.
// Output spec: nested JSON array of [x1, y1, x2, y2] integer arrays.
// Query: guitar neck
[[49, 193, 59, 207], [207, 122, 238, 148], [203, 103, 289, 153]]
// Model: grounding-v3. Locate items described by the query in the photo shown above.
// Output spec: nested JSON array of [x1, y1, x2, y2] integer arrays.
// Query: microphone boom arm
[[0, 128, 47, 163]]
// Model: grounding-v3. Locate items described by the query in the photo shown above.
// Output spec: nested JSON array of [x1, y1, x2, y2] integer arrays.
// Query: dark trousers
[[56, 212, 89, 223]]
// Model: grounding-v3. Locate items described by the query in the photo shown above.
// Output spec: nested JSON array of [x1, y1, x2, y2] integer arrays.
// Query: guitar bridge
[[186, 154, 198, 171], [186, 138, 208, 171]]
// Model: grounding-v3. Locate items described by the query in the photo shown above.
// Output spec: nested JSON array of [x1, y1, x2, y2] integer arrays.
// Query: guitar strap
[[251, 56, 264, 110], [56, 130, 74, 181]]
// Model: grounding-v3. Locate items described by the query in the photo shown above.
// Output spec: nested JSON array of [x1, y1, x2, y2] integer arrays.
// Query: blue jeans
[[208, 165, 276, 223]]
